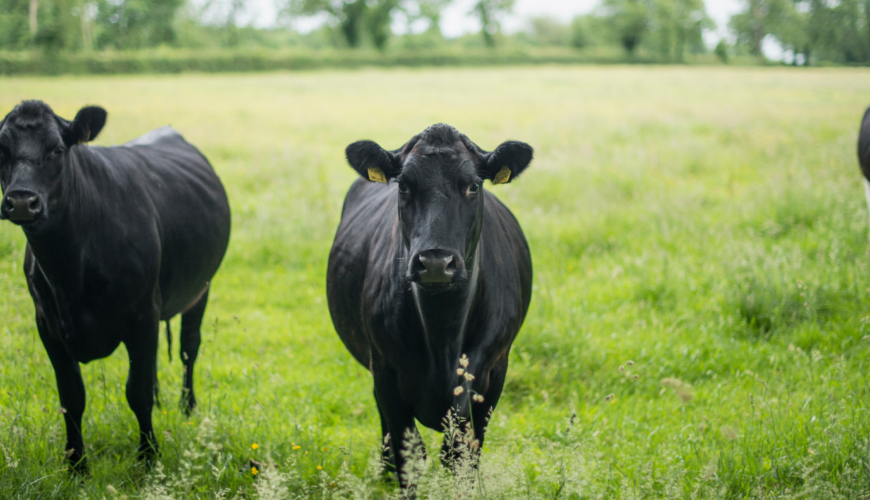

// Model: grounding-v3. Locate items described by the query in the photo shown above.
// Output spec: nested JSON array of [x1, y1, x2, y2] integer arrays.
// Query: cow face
[[346, 124, 532, 290], [0, 101, 106, 228]]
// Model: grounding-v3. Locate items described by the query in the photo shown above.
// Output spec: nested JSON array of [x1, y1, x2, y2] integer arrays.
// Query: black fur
[[328, 124, 533, 489], [858, 106, 870, 180], [0, 101, 231, 471]]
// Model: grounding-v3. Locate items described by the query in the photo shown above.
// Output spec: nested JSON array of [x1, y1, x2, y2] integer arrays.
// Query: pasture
[[0, 66, 869, 499]]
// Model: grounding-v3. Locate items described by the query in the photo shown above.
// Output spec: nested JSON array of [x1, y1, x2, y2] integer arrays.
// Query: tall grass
[[0, 66, 869, 498]]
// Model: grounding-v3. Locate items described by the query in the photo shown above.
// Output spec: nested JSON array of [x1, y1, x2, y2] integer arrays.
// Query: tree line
[[729, 0, 870, 64], [1, 0, 869, 65]]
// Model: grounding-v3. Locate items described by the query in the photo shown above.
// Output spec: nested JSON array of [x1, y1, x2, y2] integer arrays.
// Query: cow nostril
[[445, 257, 458, 272], [28, 198, 40, 211], [412, 256, 427, 274]]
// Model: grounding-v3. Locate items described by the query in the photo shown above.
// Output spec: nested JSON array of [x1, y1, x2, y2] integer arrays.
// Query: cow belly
[[55, 308, 123, 363], [399, 372, 459, 431], [157, 220, 229, 319]]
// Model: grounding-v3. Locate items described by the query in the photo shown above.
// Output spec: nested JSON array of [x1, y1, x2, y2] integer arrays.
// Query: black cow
[[0, 101, 231, 471], [326, 124, 533, 488], [858, 107, 870, 235]]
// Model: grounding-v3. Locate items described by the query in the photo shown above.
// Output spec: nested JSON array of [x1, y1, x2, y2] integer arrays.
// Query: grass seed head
[[454, 386, 465, 396], [459, 354, 469, 368]]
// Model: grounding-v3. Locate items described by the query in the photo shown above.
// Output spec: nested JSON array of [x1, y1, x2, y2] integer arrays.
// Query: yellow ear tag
[[492, 166, 512, 185], [368, 167, 387, 183]]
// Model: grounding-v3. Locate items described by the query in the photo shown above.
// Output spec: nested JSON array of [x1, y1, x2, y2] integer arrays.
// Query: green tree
[[528, 16, 570, 46], [714, 39, 729, 62], [471, 0, 514, 47], [95, 0, 183, 49], [34, 0, 78, 51], [649, 0, 711, 61], [602, 0, 650, 54], [729, 0, 792, 57], [0, 0, 32, 49], [367, 0, 399, 50], [413, 0, 451, 35], [730, 0, 870, 65], [282, 0, 405, 49]]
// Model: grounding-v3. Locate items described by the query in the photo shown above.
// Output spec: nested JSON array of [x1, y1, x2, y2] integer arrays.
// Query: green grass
[[1, 66, 870, 499]]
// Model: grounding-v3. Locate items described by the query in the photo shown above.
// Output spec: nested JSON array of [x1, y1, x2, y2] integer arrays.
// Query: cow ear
[[481, 140, 533, 185], [346, 140, 402, 183], [63, 106, 107, 146]]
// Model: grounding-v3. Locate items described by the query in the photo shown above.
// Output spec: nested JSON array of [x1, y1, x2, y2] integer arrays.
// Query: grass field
[[1, 66, 870, 499]]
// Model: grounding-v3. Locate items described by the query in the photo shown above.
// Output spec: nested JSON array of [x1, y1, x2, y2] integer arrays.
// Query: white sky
[[238, 0, 775, 54]]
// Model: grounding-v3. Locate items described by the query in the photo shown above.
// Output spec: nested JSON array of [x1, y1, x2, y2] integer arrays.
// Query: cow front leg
[[37, 315, 88, 473], [124, 309, 160, 463], [441, 359, 508, 469], [372, 367, 423, 494], [470, 360, 507, 453], [374, 389, 395, 474], [179, 287, 209, 415]]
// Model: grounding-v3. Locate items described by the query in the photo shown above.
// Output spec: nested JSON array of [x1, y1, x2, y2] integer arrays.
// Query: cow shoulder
[[480, 190, 533, 315]]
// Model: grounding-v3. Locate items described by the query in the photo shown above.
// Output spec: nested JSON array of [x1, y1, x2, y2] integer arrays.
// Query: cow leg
[[471, 360, 508, 451], [153, 357, 161, 409], [124, 308, 160, 463], [37, 315, 88, 473], [372, 368, 422, 492], [179, 287, 208, 415], [440, 359, 508, 469], [863, 177, 870, 248], [374, 389, 395, 473]]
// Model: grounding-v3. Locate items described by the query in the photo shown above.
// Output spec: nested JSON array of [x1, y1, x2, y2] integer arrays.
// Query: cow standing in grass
[[0, 101, 231, 471], [859, 107, 870, 235], [326, 124, 533, 489]]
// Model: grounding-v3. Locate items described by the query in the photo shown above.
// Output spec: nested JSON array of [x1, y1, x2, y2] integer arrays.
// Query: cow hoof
[[137, 442, 159, 466], [180, 390, 197, 416], [379, 461, 398, 483], [67, 455, 89, 475]]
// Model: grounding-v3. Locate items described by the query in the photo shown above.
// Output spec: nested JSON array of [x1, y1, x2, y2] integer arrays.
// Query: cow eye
[[51, 146, 64, 156], [397, 181, 409, 195], [467, 181, 481, 195]]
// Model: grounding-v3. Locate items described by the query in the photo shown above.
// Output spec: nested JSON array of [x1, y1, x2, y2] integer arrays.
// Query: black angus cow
[[327, 124, 533, 488], [859, 107, 870, 234], [0, 101, 231, 471]]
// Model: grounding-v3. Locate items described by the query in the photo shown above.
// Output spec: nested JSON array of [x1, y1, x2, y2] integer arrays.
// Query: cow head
[[346, 124, 532, 290], [0, 100, 106, 229]]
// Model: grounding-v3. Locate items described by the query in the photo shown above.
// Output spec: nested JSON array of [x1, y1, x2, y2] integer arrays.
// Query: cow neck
[[23, 146, 98, 286], [410, 242, 482, 372]]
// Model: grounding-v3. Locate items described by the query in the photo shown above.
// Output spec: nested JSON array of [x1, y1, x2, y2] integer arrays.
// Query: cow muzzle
[[410, 249, 466, 287], [1, 190, 44, 223]]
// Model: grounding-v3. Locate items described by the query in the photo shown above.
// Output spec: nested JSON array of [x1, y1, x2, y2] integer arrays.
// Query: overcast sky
[[239, 0, 748, 47]]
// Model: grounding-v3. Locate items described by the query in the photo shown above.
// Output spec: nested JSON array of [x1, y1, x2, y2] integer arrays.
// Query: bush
[[715, 40, 729, 64]]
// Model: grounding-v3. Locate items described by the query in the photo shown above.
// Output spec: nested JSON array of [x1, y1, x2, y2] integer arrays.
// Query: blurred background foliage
[[1, 0, 870, 70]]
